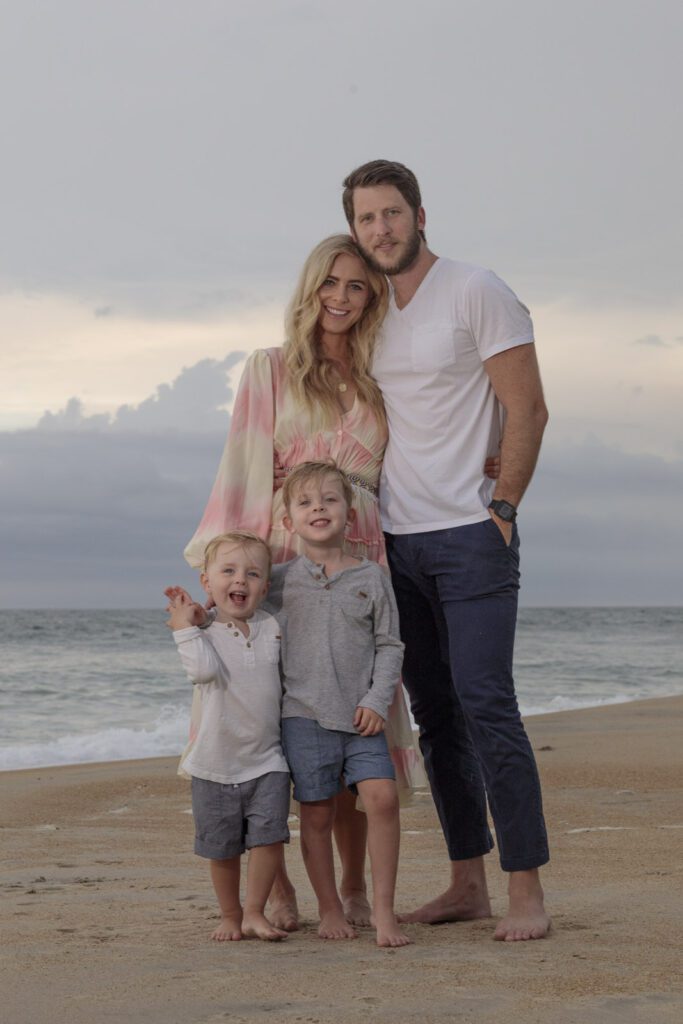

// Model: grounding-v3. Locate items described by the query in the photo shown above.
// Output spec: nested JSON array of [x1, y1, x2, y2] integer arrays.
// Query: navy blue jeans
[[385, 520, 549, 872]]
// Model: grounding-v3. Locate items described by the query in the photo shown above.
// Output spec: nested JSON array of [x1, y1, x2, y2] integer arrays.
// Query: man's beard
[[358, 223, 422, 276]]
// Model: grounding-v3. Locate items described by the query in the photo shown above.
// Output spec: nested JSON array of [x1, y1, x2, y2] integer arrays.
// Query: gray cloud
[[1, 359, 680, 607], [633, 334, 667, 347], [36, 352, 244, 434]]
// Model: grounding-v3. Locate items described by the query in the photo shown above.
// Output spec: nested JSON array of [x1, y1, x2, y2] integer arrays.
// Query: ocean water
[[1, 607, 681, 771]]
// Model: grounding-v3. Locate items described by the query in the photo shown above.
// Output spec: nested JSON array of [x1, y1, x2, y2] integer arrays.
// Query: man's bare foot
[[373, 910, 412, 948], [242, 911, 288, 942], [211, 913, 243, 941], [494, 870, 550, 941], [398, 887, 492, 925], [342, 889, 372, 927], [267, 889, 299, 932], [318, 907, 357, 940]]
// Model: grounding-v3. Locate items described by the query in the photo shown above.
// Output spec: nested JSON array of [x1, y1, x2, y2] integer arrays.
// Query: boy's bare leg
[[301, 799, 356, 940], [267, 845, 299, 931], [209, 857, 243, 941], [242, 843, 289, 941], [332, 787, 371, 926], [398, 855, 492, 924], [493, 868, 551, 941], [356, 779, 411, 948]]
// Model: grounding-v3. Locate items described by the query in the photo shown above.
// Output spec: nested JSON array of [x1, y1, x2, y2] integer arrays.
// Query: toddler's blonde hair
[[202, 531, 272, 576]]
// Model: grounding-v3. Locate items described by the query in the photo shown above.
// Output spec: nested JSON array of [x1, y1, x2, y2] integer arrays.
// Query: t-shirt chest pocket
[[410, 323, 455, 373], [338, 592, 372, 626]]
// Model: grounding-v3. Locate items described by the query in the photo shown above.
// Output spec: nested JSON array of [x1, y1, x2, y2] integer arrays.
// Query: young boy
[[271, 461, 411, 948], [166, 530, 290, 942]]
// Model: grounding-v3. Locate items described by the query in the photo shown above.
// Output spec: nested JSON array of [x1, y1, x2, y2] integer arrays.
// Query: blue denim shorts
[[281, 717, 395, 802]]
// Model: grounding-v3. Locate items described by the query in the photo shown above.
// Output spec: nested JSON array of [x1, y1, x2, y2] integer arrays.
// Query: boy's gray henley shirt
[[264, 556, 404, 733]]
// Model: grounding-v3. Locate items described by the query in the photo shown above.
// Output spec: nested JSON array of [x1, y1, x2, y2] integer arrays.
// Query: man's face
[[350, 184, 424, 276]]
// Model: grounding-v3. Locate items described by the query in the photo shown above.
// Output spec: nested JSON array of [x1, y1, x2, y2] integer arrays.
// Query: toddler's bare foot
[[242, 911, 288, 942], [211, 913, 243, 941], [318, 908, 357, 940], [373, 910, 412, 948], [399, 887, 491, 925], [267, 889, 299, 932], [342, 889, 372, 927]]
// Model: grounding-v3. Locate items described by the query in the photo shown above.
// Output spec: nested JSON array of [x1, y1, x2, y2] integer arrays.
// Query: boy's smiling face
[[284, 473, 355, 548], [200, 541, 270, 623]]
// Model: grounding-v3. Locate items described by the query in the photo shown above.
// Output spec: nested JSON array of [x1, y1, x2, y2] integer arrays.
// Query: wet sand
[[1, 696, 681, 1024]]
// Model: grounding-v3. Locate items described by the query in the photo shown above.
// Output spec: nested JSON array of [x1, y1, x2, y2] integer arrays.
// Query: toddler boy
[[166, 531, 290, 942]]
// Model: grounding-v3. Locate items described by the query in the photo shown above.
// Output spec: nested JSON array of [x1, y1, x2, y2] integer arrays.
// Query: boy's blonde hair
[[202, 531, 272, 576], [282, 461, 354, 513]]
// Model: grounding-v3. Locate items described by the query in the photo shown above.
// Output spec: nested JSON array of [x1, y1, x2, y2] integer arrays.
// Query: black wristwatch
[[488, 499, 517, 523]]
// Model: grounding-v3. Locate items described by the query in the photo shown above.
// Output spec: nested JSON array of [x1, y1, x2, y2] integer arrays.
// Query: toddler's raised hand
[[163, 586, 209, 629]]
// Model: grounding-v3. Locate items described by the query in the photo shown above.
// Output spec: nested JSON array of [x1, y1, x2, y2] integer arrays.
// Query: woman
[[184, 234, 423, 931]]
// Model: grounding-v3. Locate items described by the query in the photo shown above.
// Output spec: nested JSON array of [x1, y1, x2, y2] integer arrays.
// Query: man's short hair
[[342, 159, 422, 227], [282, 461, 354, 513], [202, 531, 272, 575]]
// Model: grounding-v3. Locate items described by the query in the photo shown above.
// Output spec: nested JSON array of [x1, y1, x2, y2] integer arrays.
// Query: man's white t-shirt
[[372, 258, 535, 534]]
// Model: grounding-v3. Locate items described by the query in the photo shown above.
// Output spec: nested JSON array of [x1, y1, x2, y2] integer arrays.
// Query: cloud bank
[[2, 356, 680, 608]]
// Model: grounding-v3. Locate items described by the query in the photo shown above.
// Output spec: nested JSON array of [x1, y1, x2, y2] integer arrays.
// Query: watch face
[[491, 500, 516, 521]]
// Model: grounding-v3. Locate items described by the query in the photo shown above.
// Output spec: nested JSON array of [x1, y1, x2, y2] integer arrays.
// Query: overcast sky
[[1, 0, 681, 606]]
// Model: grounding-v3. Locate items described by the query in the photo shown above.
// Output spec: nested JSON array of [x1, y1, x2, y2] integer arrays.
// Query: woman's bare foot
[[241, 911, 288, 942], [318, 908, 357, 940], [211, 913, 243, 941], [267, 888, 299, 932], [494, 869, 550, 941], [342, 888, 372, 926], [373, 910, 412, 948]]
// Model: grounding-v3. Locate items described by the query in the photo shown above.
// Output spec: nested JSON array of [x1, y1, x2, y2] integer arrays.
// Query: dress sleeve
[[184, 349, 276, 568]]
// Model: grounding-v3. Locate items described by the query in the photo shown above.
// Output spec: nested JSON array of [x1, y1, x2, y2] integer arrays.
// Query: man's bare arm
[[484, 343, 548, 510]]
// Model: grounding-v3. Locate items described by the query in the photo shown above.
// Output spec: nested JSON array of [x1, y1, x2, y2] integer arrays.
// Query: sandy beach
[[2, 696, 681, 1024]]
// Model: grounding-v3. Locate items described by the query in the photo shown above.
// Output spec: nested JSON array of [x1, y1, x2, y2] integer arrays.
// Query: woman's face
[[317, 253, 371, 339]]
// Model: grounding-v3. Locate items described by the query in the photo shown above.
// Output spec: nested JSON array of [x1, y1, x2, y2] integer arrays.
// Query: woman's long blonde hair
[[283, 234, 388, 427]]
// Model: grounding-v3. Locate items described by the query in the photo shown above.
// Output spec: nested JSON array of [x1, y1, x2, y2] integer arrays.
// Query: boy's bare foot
[[241, 911, 288, 942], [372, 911, 412, 948], [494, 870, 550, 941], [342, 889, 372, 927], [211, 913, 243, 941], [267, 890, 299, 932], [318, 908, 357, 940]]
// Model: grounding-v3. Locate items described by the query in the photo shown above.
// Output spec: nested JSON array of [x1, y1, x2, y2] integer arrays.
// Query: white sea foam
[[519, 692, 634, 717], [0, 704, 189, 771]]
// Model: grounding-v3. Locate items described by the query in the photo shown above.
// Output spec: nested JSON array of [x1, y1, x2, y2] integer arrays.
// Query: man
[[342, 159, 551, 941]]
